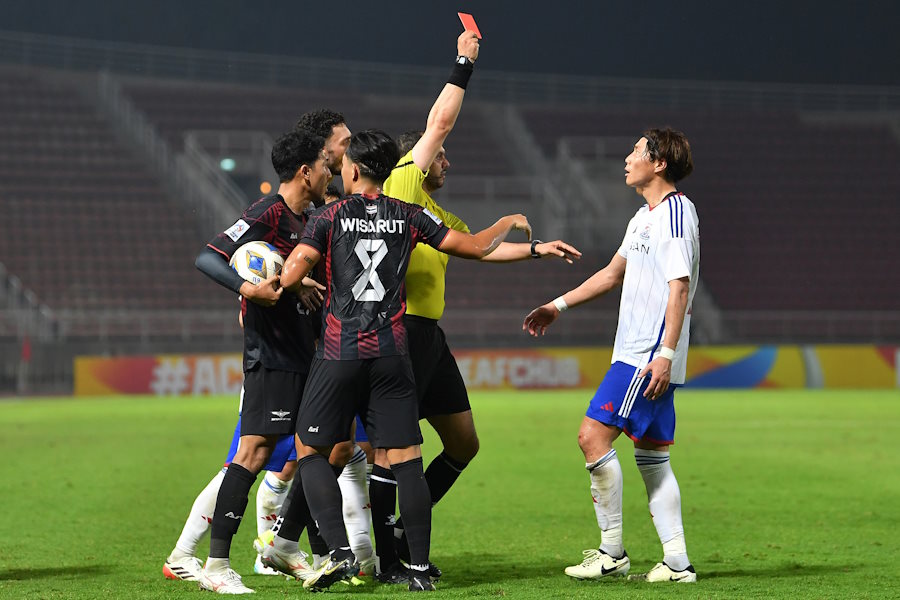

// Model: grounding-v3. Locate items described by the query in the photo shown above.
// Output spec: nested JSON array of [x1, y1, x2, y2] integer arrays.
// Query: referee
[[373, 30, 581, 581]]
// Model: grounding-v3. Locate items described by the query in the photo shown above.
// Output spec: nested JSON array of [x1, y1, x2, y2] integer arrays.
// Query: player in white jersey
[[524, 128, 699, 583]]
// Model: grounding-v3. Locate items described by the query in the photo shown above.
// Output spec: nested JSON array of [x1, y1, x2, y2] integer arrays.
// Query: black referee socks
[[425, 451, 469, 505]]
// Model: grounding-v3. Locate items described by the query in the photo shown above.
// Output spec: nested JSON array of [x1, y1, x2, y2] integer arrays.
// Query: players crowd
[[162, 25, 700, 594]]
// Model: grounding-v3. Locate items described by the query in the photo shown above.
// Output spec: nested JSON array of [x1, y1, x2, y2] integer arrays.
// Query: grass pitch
[[1, 389, 899, 599]]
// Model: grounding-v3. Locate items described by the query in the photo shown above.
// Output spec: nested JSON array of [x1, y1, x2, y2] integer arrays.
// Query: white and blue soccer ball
[[229, 241, 284, 285]]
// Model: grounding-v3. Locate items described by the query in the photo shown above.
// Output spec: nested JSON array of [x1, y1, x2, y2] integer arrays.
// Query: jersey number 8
[[352, 239, 387, 301]]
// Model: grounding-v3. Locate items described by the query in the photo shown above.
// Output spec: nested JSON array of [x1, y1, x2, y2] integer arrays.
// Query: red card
[[458, 12, 483, 39]]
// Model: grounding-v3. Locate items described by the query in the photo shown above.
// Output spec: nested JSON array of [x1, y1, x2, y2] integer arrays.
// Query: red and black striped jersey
[[301, 193, 450, 360], [208, 194, 317, 374]]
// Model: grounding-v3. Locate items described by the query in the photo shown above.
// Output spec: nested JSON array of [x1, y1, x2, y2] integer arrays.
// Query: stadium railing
[[0, 263, 55, 341], [721, 311, 900, 343], [8, 308, 890, 347], [97, 71, 243, 235], [2, 30, 899, 112]]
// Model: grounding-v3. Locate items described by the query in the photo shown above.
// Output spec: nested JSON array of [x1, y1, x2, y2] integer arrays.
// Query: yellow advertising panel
[[75, 354, 243, 396], [74, 345, 898, 396]]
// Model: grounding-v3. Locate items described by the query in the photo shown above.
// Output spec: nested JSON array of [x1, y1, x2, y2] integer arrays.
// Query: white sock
[[256, 470, 292, 537], [338, 445, 374, 562], [635, 449, 690, 571], [587, 449, 624, 558], [205, 556, 229, 572], [272, 533, 297, 554], [169, 469, 225, 560]]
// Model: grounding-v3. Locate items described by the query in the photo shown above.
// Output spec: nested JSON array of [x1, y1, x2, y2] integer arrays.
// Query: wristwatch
[[455, 55, 474, 67], [530, 239, 543, 258]]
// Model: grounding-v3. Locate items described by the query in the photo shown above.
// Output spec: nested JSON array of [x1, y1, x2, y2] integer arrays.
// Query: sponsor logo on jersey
[[290, 232, 299, 240], [629, 241, 650, 254], [308, 425, 319, 433], [365, 204, 378, 215], [339, 217, 405, 234], [224, 219, 250, 241]]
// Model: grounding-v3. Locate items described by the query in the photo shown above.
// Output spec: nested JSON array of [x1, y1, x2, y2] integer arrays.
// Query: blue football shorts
[[586, 361, 678, 445], [224, 417, 297, 472], [354, 414, 369, 444]]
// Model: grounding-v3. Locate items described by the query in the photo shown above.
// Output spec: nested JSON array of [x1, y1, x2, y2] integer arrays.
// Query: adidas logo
[[600, 401, 614, 412]]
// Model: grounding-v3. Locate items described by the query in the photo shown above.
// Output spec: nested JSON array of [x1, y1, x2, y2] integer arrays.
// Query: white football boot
[[197, 565, 255, 594], [629, 561, 697, 583], [252, 555, 286, 577], [259, 546, 315, 581], [564, 548, 630, 579], [162, 555, 204, 581]]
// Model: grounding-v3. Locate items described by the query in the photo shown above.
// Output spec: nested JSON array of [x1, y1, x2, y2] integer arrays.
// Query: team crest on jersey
[[640, 224, 652, 240], [422, 208, 443, 226], [224, 219, 250, 241]]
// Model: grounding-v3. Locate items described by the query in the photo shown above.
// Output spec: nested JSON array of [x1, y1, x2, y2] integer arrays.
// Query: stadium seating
[[520, 106, 900, 311], [123, 79, 514, 176], [3, 66, 898, 336], [0, 67, 233, 312]]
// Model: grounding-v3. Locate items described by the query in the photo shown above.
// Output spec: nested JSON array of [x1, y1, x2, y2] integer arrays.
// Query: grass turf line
[[0, 390, 898, 599]]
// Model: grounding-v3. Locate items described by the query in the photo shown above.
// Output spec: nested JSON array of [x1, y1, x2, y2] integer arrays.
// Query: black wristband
[[530, 239, 543, 259], [448, 61, 474, 89]]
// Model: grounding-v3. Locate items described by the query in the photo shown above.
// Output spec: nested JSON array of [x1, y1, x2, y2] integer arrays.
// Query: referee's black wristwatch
[[530, 239, 543, 258]]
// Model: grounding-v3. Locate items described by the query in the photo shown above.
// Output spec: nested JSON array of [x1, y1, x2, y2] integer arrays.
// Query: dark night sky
[[4, 0, 898, 86]]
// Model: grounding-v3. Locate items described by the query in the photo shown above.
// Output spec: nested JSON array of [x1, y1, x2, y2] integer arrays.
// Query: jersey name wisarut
[[339, 217, 406, 234]]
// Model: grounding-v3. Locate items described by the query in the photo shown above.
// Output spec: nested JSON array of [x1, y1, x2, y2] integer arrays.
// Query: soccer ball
[[229, 241, 284, 285]]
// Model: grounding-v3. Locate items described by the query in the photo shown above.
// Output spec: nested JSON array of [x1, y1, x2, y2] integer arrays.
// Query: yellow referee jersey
[[383, 150, 469, 320]]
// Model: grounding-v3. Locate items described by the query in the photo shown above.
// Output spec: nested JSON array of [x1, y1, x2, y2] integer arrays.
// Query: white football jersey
[[611, 192, 699, 384]]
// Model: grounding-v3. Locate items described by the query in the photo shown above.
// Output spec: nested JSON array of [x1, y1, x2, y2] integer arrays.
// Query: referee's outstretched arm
[[439, 214, 532, 260], [410, 30, 480, 172]]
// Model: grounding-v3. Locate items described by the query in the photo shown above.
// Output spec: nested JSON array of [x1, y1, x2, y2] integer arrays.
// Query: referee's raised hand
[[457, 30, 480, 62]]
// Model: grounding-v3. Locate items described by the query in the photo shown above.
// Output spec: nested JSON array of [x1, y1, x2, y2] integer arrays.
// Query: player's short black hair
[[643, 127, 694, 183], [271, 129, 325, 183], [396, 130, 424, 155], [345, 129, 400, 184], [295, 109, 346, 140], [324, 184, 341, 199]]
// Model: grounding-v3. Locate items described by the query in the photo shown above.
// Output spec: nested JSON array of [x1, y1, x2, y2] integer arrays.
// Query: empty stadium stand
[[2, 65, 898, 348], [0, 67, 233, 314], [123, 78, 514, 176], [520, 106, 900, 312]]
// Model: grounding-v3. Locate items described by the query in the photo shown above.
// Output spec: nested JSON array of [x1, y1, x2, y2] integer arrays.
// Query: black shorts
[[240, 365, 306, 436], [297, 355, 422, 449], [405, 315, 470, 419]]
